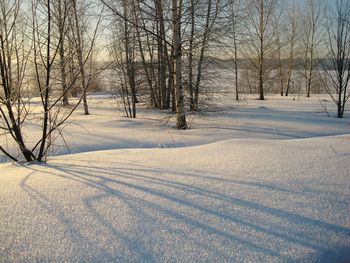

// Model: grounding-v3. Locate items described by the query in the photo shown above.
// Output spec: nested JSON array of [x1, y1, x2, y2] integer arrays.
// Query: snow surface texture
[[1, 94, 350, 262], [1, 135, 350, 262]]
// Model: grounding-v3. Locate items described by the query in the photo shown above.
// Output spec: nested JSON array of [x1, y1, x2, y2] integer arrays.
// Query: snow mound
[[1, 135, 350, 262]]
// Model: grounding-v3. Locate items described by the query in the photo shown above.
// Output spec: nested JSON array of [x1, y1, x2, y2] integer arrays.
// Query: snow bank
[[1, 135, 349, 262]]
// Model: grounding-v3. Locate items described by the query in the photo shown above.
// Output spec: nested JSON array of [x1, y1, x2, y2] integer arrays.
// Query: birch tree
[[172, 0, 187, 129]]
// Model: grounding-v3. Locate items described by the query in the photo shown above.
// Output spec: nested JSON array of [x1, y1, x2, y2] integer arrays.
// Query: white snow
[[0, 94, 350, 262], [1, 94, 349, 162]]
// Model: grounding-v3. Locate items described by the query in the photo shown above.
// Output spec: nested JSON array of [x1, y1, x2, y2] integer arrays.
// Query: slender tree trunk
[[37, 0, 52, 162], [285, 45, 295, 96], [285, 42, 294, 96], [0, 35, 33, 161], [233, 29, 239, 101], [258, 0, 265, 100], [193, 0, 213, 110], [188, 0, 195, 110], [155, 0, 167, 109], [72, 0, 89, 115], [172, 0, 187, 129], [59, 40, 69, 106], [58, 0, 68, 106], [169, 43, 176, 112], [277, 41, 284, 96], [306, 52, 313, 98], [285, 4, 297, 97], [304, 0, 320, 98], [123, 0, 136, 118], [135, 1, 157, 107]]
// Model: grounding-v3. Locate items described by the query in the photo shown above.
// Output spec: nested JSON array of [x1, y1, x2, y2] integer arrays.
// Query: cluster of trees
[[0, 0, 100, 162], [103, 0, 350, 120], [103, 0, 223, 128], [1, 0, 350, 162]]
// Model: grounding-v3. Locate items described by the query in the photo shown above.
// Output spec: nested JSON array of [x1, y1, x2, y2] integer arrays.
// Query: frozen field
[[0, 94, 350, 262]]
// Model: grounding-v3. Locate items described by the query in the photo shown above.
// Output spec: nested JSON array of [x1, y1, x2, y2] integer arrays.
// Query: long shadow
[[46, 161, 350, 236], [19, 167, 164, 261], [204, 105, 350, 124], [21, 160, 350, 262], [196, 106, 350, 139], [27, 165, 241, 261], [52, 166, 289, 261], [195, 125, 328, 139], [18, 171, 114, 261]]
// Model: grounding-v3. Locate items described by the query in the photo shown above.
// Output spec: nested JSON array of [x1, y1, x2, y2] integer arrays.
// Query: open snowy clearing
[[1, 135, 350, 262], [1, 94, 350, 262], [1, 94, 349, 162]]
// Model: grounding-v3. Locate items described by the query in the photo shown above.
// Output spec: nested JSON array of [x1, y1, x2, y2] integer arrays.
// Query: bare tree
[[71, 0, 89, 115], [228, 0, 243, 101], [302, 0, 322, 98], [110, 0, 138, 118], [187, 0, 196, 108], [0, 0, 102, 162], [219, 0, 246, 100], [320, 0, 350, 118], [101, 0, 187, 129], [284, 2, 299, 97], [122, 0, 137, 117], [244, 0, 279, 100], [274, 4, 287, 96], [172, 0, 187, 129], [192, 0, 220, 111], [53, 0, 70, 106], [155, 0, 170, 109], [0, 0, 34, 161]]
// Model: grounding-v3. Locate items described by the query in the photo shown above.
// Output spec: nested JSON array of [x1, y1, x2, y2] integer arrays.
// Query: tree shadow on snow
[[20, 161, 350, 262]]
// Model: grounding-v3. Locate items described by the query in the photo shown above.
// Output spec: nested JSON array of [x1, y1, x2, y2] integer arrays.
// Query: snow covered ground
[[1, 93, 349, 162], [0, 94, 350, 262]]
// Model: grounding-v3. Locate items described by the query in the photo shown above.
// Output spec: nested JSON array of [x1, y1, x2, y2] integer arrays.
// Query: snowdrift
[[1, 135, 350, 262]]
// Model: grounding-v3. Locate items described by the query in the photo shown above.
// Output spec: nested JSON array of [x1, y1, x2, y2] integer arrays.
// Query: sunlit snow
[[1, 94, 349, 262]]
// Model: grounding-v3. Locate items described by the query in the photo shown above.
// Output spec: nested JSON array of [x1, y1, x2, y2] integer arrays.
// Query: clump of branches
[[0, 0, 101, 162], [319, 0, 350, 118]]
